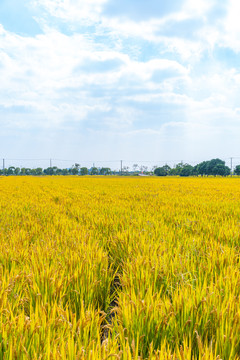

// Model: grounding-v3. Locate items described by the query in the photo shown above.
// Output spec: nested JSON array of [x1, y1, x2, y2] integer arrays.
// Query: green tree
[[80, 167, 88, 175], [62, 169, 69, 175], [52, 166, 59, 175], [14, 167, 20, 175], [168, 163, 193, 177], [100, 167, 111, 175], [7, 166, 15, 175], [90, 167, 98, 175], [154, 167, 167, 176], [196, 161, 209, 176], [180, 164, 193, 177], [154, 164, 171, 176], [234, 165, 240, 175], [56, 168, 62, 175], [195, 159, 229, 176], [169, 163, 184, 176], [207, 159, 225, 176], [25, 168, 32, 175], [35, 168, 43, 176], [20, 168, 26, 175], [70, 164, 79, 175], [71, 167, 79, 175], [44, 167, 54, 175], [192, 165, 199, 176], [212, 164, 230, 176]]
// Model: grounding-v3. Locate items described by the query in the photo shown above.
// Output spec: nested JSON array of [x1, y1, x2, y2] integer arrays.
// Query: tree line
[[1, 159, 240, 176], [154, 159, 237, 176], [0, 164, 112, 176]]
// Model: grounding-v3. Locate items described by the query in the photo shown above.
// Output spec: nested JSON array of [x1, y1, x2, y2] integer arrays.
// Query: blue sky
[[0, 0, 240, 170]]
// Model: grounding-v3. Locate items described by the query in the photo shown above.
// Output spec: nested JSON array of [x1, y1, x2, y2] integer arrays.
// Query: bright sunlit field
[[0, 176, 240, 359]]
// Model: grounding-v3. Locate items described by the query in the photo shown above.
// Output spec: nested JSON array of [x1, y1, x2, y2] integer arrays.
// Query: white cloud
[[220, 0, 240, 51], [0, 21, 191, 127], [1, 0, 240, 162], [33, 0, 108, 24]]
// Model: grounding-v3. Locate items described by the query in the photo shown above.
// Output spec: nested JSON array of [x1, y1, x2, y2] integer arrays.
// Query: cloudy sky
[[0, 0, 240, 169]]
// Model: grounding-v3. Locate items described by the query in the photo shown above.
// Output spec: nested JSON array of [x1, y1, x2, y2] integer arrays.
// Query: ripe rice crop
[[0, 176, 239, 359]]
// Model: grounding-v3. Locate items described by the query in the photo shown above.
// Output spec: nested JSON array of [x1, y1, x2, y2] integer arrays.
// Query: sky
[[0, 0, 240, 170]]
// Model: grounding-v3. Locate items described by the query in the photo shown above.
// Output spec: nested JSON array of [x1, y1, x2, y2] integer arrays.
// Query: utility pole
[[230, 157, 233, 176], [120, 160, 123, 175], [50, 158, 52, 168], [3, 158, 5, 170]]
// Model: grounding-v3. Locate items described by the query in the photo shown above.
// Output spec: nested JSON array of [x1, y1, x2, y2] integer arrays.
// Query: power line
[[2, 157, 240, 169]]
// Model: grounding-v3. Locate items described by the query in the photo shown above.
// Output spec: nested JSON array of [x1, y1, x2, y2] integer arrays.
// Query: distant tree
[[7, 166, 15, 175], [31, 169, 37, 176], [162, 165, 171, 174], [212, 164, 230, 176], [70, 164, 80, 175], [105, 168, 111, 175], [192, 165, 199, 176], [206, 159, 230, 176], [155, 164, 172, 176], [223, 165, 231, 176], [43, 166, 61, 175], [90, 167, 98, 175], [44, 167, 54, 175], [180, 164, 193, 177], [71, 167, 79, 175], [20, 168, 26, 175], [234, 165, 240, 175], [35, 168, 43, 176], [25, 168, 32, 175], [100, 167, 111, 175], [62, 169, 69, 175], [169, 168, 176, 175], [80, 167, 88, 175], [14, 167, 20, 175], [195, 159, 229, 176], [55, 168, 62, 175], [196, 161, 209, 176], [154, 167, 168, 176], [168, 163, 193, 177], [51, 166, 58, 175], [169, 162, 184, 176], [207, 159, 224, 175]]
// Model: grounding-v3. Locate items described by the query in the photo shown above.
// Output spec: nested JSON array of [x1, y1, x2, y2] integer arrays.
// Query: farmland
[[0, 176, 240, 359]]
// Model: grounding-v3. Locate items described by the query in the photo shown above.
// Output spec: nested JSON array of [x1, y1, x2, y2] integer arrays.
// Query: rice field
[[0, 176, 240, 359]]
